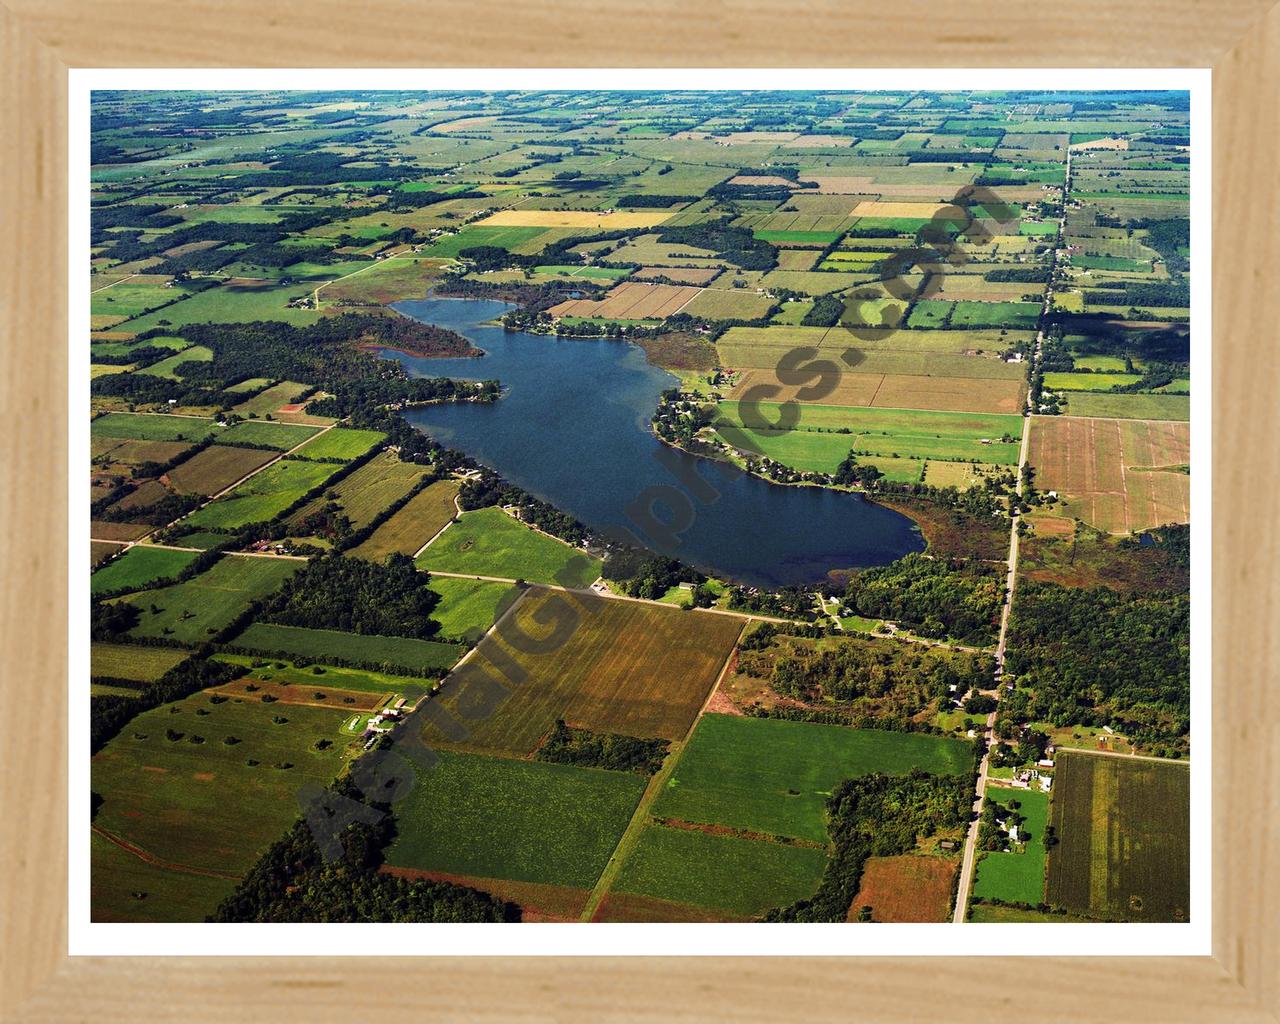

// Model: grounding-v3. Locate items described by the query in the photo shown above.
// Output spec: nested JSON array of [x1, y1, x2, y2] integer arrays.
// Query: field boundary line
[[91, 824, 243, 881]]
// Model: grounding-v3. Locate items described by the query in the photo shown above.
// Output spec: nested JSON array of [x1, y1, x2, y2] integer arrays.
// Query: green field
[[229, 381, 312, 418], [91, 278, 185, 321], [92, 693, 350, 922], [715, 402, 1022, 473], [289, 451, 427, 531], [427, 576, 520, 641], [348, 478, 461, 562], [653, 715, 971, 843], [229, 621, 462, 674], [972, 785, 1050, 906], [121, 555, 301, 645], [216, 420, 322, 450], [91, 545, 201, 595], [384, 750, 647, 888], [291, 427, 385, 461], [91, 642, 189, 683], [614, 824, 829, 919], [417, 506, 601, 587], [1043, 372, 1142, 392], [423, 225, 548, 258], [1072, 254, 1150, 272], [136, 344, 214, 379], [91, 412, 215, 443], [118, 281, 323, 332], [1062, 392, 1190, 420], [213, 653, 432, 702], [1046, 753, 1189, 922], [184, 458, 339, 529]]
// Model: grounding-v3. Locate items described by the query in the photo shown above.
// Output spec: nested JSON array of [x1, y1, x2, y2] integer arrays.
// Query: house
[[1040, 776, 1053, 792], [939, 840, 957, 851], [1008, 823, 1020, 842], [1037, 758, 1055, 769]]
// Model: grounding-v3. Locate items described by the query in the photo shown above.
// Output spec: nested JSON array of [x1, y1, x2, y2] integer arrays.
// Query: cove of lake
[[388, 296, 924, 589]]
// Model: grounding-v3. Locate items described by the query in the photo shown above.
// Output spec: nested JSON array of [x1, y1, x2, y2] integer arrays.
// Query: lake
[[387, 296, 924, 588]]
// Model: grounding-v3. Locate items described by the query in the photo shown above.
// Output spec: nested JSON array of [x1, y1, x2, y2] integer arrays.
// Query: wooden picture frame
[[2, 2, 1275, 1019]]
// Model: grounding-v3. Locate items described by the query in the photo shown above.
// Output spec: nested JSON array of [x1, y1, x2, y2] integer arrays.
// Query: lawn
[[613, 824, 828, 919], [424, 588, 743, 757], [229, 622, 462, 675], [120, 555, 301, 645], [91, 642, 189, 683], [291, 427, 385, 461], [427, 576, 520, 642], [1046, 752, 1189, 921], [184, 458, 340, 529], [972, 785, 1049, 906], [91, 694, 351, 922], [91, 412, 215, 443], [417, 506, 601, 587], [653, 714, 972, 843], [383, 750, 647, 889], [349, 478, 461, 562], [215, 420, 322, 451], [91, 545, 201, 595]]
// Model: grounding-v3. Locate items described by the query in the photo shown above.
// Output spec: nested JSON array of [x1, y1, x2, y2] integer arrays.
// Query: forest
[[845, 553, 1004, 646]]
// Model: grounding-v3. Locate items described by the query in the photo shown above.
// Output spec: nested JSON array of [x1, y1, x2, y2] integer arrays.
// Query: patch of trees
[[210, 782, 513, 922], [535, 720, 670, 774], [1083, 281, 1189, 309], [845, 553, 1004, 646], [1005, 581, 1189, 749], [801, 293, 846, 327], [984, 266, 1051, 283], [259, 553, 442, 639], [765, 769, 973, 921], [831, 451, 885, 488], [726, 586, 819, 621], [656, 218, 777, 271], [736, 630, 994, 729], [601, 549, 705, 600], [615, 194, 697, 207], [96, 491, 203, 527]]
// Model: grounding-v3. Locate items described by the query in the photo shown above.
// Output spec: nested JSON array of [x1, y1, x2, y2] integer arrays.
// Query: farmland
[[183, 458, 340, 529], [228, 622, 462, 675], [384, 751, 648, 889], [119, 555, 301, 645], [86, 89, 1195, 927], [1046, 753, 1190, 922], [348, 478, 461, 561], [651, 714, 971, 843], [417, 507, 601, 587], [1028, 416, 1190, 533], [424, 588, 742, 756]]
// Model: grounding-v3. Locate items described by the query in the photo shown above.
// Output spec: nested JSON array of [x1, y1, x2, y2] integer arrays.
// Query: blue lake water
[[387, 296, 924, 588]]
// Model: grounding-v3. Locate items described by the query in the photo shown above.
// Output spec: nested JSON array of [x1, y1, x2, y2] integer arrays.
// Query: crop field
[[972, 786, 1050, 906], [290, 451, 427, 531], [849, 855, 957, 922], [425, 589, 742, 756], [91, 694, 351, 922], [723, 366, 1026, 415], [92, 438, 193, 465], [427, 576, 520, 642], [679, 288, 776, 320], [1046, 753, 1189, 921], [632, 266, 722, 284], [549, 282, 701, 320], [421, 226, 550, 258], [417, 507, 601, 587], [91, 545, 201, 595], [1043, 372, 1143, 392], [215, 420, 321, 450], [653, 714, 970, 843], [384, 750, 647, 889], [1062, 392, 1190, 421], [90, 521, 153, 542], [184, 458, 339, 530], [165, 445, 278, 495], [214, 653, 430, 702], [230, 622, 461, 674], [229, 381, 312, 418], [292, 427, 385, 462], [476, 209, 675, 230], [715, 402, 1021, 472], [120, 555, 301, 645], [91, 642, 189, 683], [1028, 416, 1190, 533], [91, 412, 215, 443], [349, 478, 461, 561], [91, 540, 126, 566], [120, 281, 322, 332], [612, 824, 829, 920]]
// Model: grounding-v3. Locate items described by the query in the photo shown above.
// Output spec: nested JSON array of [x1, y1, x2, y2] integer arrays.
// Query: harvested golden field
[[422, 588, 743, 757], [477, 209, 675, 229], [848, 855, 958, 922], [724, 368, 1025, 415], [632, 265, 723, 285], [549, 281, 701, 319], [348, 478, 461, 561], [851, 200, 957, 219], [1028, 416, 1190, 534]]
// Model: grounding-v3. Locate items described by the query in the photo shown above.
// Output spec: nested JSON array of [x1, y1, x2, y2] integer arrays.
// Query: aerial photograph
[[86, 88, 1192, 926]]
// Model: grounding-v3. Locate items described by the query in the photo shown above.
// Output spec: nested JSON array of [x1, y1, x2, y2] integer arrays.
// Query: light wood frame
[[2, 3, 1276, 1020]]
